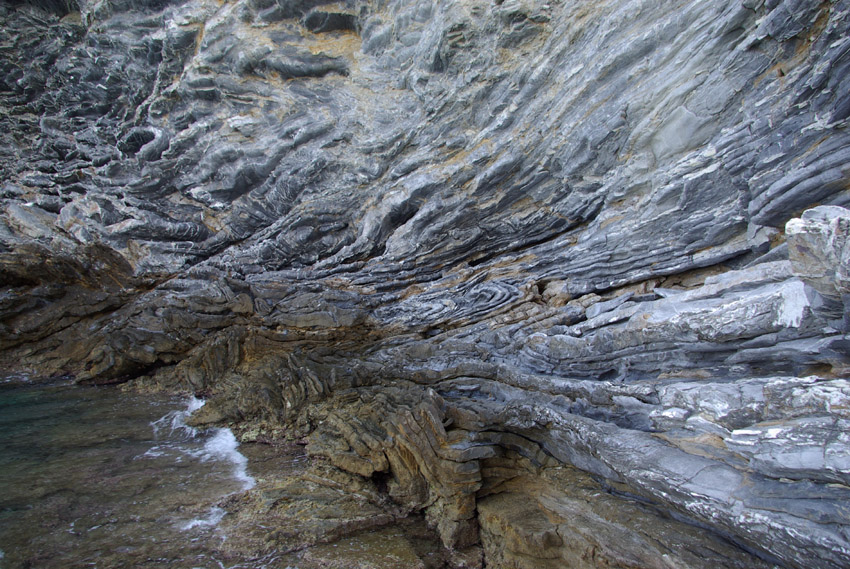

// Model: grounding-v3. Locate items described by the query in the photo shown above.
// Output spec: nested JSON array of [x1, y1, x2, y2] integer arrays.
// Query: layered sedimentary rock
[[2, 0, 850, 567]]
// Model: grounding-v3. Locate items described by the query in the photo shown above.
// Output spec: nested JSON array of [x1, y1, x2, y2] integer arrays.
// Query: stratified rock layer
[[2, 0, 850, 567]]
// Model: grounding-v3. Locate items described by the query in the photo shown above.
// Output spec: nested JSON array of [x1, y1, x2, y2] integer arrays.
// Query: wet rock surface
[[215, 442, 454, 569], [2, 0, 850, 567]]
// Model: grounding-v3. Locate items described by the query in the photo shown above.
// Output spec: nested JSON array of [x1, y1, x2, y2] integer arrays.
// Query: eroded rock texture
[[2, 0, 850, 566]]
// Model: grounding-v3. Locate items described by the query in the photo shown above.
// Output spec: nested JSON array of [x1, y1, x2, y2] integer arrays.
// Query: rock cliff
[[1, 0, 850, 567]]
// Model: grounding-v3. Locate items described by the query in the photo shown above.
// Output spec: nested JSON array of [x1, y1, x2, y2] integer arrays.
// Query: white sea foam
[[148, 397, 256, 533], [1, 372, 30, 384], [186, 396, 206, 414], [139, 446, 165, 458], [201, 428, 256, 491], [151, 397, 204, 439], [180, 506, 226, 530]]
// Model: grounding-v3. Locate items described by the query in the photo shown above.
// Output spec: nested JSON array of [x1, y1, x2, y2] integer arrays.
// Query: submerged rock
[[1, 0, 850, 567]]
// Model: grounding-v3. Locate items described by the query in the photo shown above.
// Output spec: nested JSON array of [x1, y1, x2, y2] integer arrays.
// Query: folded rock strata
[[1, 0, 850, 567]]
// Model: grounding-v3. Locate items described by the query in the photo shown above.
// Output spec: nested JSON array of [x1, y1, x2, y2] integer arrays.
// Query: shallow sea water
[[0, 379, 269, 569]]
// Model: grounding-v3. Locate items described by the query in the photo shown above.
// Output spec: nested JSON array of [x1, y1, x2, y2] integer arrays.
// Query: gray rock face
[[787, 205, 850, 331], [2, 0, 850, 567]]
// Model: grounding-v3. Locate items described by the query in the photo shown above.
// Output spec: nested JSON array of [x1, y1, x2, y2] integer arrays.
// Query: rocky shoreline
[[2, 0, 850, 567]]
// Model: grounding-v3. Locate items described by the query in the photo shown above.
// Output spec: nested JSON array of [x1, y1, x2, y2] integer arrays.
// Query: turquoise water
[[0, 379, 259, 569]]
